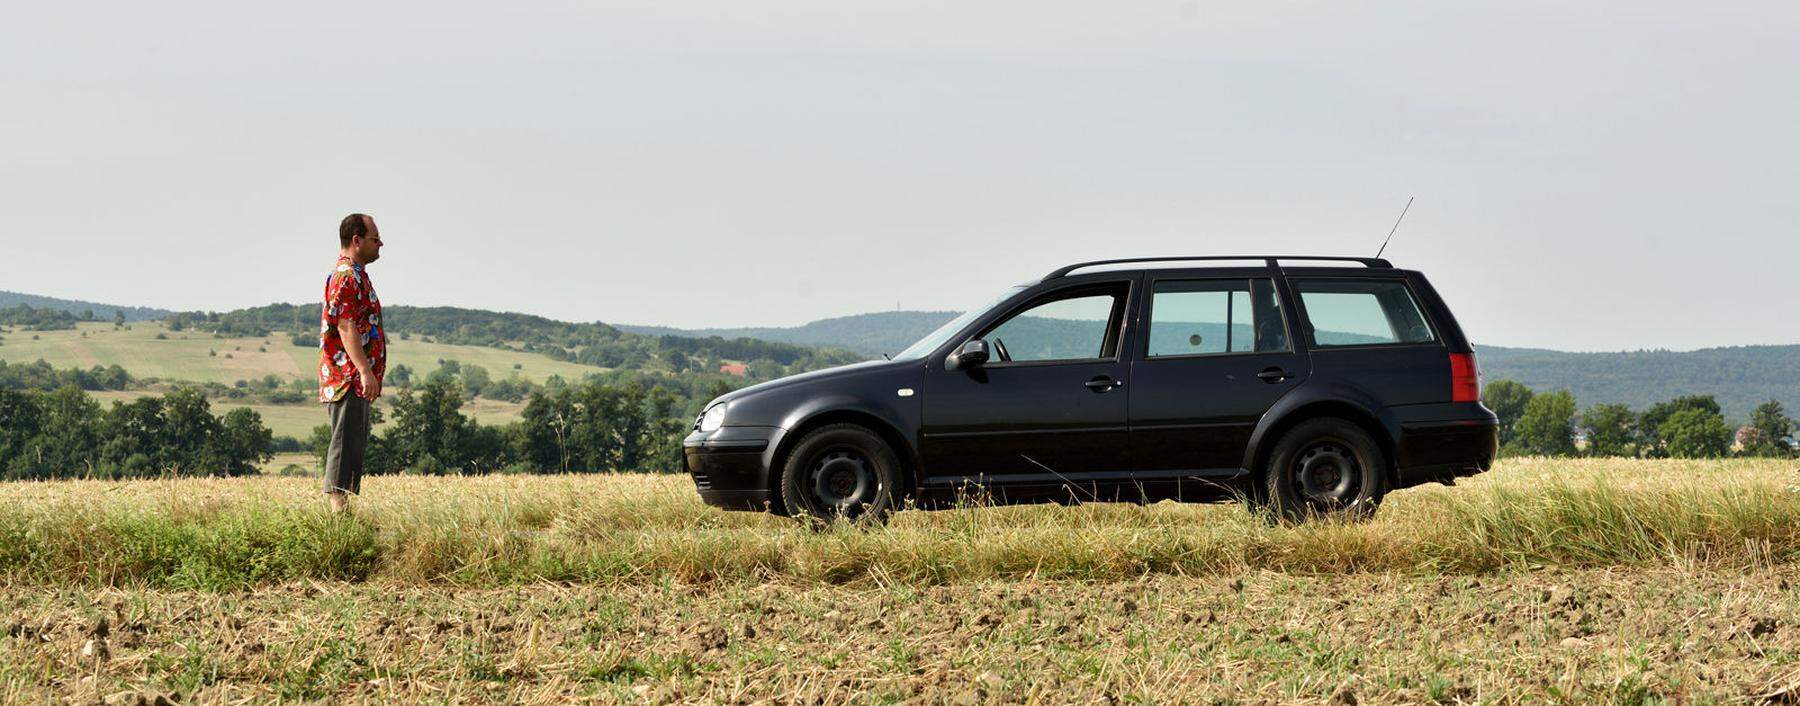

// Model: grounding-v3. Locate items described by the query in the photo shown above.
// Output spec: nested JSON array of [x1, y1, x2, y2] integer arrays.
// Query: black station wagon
[[683, 256, 1498, 522]]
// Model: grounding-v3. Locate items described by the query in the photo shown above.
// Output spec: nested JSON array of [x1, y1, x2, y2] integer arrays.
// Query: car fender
[[1239, 380, 1402, 474]]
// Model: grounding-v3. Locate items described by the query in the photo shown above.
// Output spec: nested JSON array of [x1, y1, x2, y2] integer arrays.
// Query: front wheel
[[1261, 418, 1388, 522], [779, 424, 904, 525]]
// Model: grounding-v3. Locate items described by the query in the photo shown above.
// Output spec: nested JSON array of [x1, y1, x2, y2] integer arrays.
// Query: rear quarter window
[[1292, 278, 1436, 347]]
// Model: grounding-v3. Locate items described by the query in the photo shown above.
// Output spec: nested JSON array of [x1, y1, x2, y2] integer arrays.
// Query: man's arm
[[336, 317, 381, 400]]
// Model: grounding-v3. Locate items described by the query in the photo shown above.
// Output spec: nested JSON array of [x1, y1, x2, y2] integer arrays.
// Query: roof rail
[[1042, 255, 1392, 281]]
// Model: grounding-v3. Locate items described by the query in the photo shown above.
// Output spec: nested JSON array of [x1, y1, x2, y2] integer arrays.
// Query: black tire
[[1261, 417, 1388, 523], [779, 424, 905, 526]]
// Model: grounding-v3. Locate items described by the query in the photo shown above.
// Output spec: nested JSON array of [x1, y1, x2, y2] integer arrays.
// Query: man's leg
[[324, 395, 369, 512]]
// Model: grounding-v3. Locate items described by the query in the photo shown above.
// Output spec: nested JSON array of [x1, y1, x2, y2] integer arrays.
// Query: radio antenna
[[1375, 196, 1414, 259]]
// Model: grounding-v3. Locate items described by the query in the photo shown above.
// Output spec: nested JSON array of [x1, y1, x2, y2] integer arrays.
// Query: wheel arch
[[767, 409, 921, 510], [1245, 398, 1399, 489]]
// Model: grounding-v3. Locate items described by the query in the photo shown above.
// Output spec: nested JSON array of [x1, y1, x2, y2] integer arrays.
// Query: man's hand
[[360, 368, 382, 401]]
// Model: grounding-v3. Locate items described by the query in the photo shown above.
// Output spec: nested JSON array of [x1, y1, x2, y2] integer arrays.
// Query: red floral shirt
[[318, 255, 386, 403]]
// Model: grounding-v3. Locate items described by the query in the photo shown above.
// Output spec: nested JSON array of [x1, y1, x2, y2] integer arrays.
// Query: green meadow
[[0, 321, 605, 388]]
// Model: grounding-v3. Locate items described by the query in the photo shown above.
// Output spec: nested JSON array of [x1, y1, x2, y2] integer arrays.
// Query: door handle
[[1256, 367, 1293, 383], [1084, 377, 1123, 392]]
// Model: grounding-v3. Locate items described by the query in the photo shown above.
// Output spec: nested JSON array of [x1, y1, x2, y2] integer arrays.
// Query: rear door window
[[1292, 278, 1436, 347], [1146, 278, 1290, 357]]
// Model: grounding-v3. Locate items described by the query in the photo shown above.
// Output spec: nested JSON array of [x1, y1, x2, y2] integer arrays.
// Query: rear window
[[1292, 278, 1435, 347]]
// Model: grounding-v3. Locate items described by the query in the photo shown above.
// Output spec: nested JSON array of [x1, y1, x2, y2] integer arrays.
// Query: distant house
[[719, 363, 748, 377]]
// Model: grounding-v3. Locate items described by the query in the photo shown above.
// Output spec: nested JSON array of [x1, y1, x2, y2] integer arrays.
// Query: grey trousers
[[325, 394, 369, 495]]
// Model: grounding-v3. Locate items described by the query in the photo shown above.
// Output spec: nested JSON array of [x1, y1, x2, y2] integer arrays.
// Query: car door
[[1129, 275, 1309, 475], [920, 278, 1135, 485]]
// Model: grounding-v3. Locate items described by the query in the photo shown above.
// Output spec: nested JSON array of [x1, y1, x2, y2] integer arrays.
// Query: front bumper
[[682, 426, 781, 511]]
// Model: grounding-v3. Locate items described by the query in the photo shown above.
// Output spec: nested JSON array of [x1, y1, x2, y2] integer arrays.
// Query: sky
[[3, 1, 1796, 352]]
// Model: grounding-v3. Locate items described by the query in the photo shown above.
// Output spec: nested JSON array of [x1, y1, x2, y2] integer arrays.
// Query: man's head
[[338, 213, 382, 264]]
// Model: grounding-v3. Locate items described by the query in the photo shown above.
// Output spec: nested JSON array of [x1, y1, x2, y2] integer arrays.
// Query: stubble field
[[2, 457, 1797, 703]]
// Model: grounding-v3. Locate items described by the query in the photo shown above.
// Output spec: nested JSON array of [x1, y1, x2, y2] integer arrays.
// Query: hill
[[628, 310, 1799, 420], [1472, 344, 1800, 422], [618, 310, 961, 358], [0, 290, 171, 322]]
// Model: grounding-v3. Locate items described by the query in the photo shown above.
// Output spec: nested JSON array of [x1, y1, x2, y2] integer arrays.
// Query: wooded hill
[[0, 291, 172, 322], [160, 303, 864, 375]]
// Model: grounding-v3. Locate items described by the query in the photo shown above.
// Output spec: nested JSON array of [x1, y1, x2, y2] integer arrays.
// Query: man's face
[[356, 219, 383, 264]]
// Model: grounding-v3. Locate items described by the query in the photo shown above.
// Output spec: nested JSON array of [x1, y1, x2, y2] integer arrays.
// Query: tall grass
[[0, 458, 1793, 590]]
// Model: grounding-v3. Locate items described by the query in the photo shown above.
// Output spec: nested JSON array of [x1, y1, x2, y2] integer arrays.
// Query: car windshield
[[890, 286, 1026, 361]]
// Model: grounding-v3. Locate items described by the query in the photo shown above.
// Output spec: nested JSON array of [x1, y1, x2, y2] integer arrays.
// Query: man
[[319, 213, 386, 513]]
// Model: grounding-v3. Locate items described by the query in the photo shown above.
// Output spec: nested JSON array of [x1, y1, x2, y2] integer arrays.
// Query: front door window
[[980, 287, 1125, 364]]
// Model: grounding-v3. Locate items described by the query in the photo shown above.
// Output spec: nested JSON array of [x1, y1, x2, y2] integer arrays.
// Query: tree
[[1582, 403, 1638, 457], [33, 385, 102, 475], [1512, 390, 1577, 456], [384, 377, 473, 474], [1742, 400, 1794, 457], [161, 388, 224, 473], [99, 396, 167, 476], [211, 408, 274, 475], [1483, 380, 1534, 447], [1661, 408, 1732, 458], [522, 389, 575, 473], [1642, 395, 1723, 457], [0, 388, 45, 478], [460, 364, 491, 398]]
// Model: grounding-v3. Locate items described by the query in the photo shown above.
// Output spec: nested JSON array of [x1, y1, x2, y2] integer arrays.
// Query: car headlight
[[699, 404, 727, 432]]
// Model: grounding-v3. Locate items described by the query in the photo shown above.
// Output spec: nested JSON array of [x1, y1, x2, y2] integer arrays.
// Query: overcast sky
[[4, 1, 1795, 351]]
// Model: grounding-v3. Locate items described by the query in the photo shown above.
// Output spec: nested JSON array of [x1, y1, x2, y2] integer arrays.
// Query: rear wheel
[[1261, 418, 1387, 522], [779, 424, 904, 525]]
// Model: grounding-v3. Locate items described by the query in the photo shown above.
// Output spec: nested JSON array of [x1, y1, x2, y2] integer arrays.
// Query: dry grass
[[0, 458, 1795, 591], [0, 455, 1792, 594]]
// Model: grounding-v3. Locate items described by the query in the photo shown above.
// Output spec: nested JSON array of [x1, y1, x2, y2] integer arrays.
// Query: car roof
[[1042, 256, 1394, 282]]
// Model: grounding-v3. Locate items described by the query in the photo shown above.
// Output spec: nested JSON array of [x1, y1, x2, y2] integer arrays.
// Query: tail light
[[1449, 352, 1480, 402]]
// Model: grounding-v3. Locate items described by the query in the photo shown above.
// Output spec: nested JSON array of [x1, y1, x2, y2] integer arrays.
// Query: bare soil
[[5, 568, 1797, 704]]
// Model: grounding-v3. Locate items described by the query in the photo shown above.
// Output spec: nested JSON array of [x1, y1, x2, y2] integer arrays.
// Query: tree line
[[1484, 379, 1794, 458], [0, 359, 134, 392], [0, 386, 273, 479], [309, 375, 708, 475]]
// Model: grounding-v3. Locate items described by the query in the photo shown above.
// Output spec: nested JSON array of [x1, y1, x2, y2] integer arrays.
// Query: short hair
[[339, 213, 371, 248]]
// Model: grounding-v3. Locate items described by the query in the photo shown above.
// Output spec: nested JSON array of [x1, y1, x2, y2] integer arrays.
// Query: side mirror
[[950, 339, 990, 370]]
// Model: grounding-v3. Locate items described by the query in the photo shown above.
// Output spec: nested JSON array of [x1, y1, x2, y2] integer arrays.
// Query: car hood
[[710, 359, 909, 407]]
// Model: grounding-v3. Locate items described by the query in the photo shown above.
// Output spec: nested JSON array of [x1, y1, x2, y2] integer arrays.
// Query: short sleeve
[[325, 268, 365, 327]]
